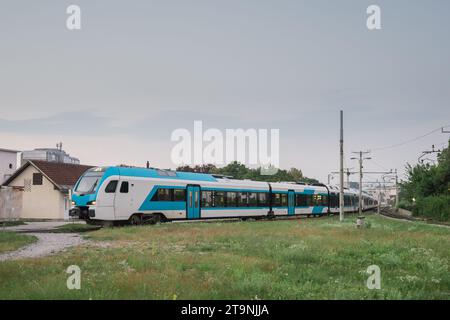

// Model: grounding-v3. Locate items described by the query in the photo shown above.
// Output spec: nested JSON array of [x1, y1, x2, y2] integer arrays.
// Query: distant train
[[70, 166, 378, 225]]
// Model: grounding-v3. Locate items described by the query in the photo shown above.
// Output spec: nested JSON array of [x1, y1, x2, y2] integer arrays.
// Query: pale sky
[[1, 0, 449, 184]]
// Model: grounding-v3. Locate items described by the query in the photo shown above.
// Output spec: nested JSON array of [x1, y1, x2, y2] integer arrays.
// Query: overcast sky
[[1, 0, 449, 184]]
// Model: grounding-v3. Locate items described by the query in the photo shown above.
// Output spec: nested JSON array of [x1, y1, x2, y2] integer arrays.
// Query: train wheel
[[147, 214, 162, 225], [129, 214, 143, 226]]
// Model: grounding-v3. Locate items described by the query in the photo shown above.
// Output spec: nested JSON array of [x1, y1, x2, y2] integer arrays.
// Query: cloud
[[0, 111, 118, 136]]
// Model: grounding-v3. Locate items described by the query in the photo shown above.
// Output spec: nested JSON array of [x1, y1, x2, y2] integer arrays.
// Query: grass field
[[0, 220, 26, 227], [0, 213, 449, 299], [0, 232, 37, 254], [52, 223, 101, 233]]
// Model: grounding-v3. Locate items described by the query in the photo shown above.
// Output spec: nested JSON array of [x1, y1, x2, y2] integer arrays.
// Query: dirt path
[[0, 232, 87, 261], [0, 221, 89, 262]]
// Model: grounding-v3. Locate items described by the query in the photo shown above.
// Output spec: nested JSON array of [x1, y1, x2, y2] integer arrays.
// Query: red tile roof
[[30, 160, 94, 188], [3, 160, 94, 190]]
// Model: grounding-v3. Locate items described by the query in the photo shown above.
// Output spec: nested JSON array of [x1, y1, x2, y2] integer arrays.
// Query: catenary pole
[[351, 151, 371, 215], [339, 110, 344, 222]]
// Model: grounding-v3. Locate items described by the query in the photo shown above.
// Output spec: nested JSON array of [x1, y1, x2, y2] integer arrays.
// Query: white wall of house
[[0, 150, 19, 184], [7, 165, 67, 219]]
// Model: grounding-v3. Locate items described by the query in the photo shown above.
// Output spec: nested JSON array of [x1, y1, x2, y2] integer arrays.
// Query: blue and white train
[[70, 166, 378, 225]]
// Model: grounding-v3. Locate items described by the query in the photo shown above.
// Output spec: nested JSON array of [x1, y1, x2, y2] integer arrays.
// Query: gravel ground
[[0, 221, 92, 261], [0, 232, 87, 262], [1, 221, 83, 233]]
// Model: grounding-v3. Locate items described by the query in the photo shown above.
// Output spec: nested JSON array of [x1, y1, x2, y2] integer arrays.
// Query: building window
[[32, 173, 43, 185]]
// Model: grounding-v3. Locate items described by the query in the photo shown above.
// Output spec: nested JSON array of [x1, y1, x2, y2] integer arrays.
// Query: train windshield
[[74, 168, 105, 194]]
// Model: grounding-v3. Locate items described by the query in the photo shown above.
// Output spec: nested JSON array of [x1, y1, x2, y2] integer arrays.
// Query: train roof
[[86, 166, 377, 199], [93, 166, 328, 191]]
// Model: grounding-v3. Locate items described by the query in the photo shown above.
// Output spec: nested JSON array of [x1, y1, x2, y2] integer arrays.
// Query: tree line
[[176, 161, 319, 184], [399, 140, 450, 221]]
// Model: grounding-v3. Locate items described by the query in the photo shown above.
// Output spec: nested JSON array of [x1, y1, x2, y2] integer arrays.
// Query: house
[[21, 143, 80, 166], [2, 160, 93, 220], [0, 148, 20, 184]]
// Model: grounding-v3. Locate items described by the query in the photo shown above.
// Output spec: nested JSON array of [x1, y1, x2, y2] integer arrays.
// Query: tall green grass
[[0, 214, 449, 299]]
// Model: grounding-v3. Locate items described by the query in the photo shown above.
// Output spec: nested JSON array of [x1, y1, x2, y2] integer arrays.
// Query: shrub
[[398, 200, 413, 211], [412, 195, 450, 221]]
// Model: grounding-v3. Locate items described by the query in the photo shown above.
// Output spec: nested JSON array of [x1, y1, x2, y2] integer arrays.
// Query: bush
[[412, 195, 450, 221], [398, 200, 414, 211]]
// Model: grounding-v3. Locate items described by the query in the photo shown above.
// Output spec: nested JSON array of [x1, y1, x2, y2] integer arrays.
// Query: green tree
[[176, 161, 319, 184]]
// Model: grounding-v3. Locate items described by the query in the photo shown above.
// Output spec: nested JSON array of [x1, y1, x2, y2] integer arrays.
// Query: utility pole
[[329, 167, 353, 187], [394, 169, 399, 209], [351, 151, 371, 215], [327, 173, 334, 185], [377, 190, 380, 214], [418, 145, 441, 164], [346, 168, 352, 188], [339, 110, 344, 222]]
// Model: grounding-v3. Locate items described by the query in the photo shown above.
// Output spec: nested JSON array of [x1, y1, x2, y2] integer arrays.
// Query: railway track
[[378, 206, 450, 228]]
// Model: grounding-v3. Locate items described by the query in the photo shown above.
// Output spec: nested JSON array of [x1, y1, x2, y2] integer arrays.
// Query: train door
[[186, 185, 200, 219], [97, 179, 118, 219], [288, 190, 295, 215], [114, 180, 134, 219]]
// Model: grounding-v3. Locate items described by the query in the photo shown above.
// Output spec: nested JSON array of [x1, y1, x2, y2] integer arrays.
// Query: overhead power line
[[371, 125, 450, 152]]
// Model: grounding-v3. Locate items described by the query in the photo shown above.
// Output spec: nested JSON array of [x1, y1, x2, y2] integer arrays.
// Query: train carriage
[[70, 166, 378, 225]]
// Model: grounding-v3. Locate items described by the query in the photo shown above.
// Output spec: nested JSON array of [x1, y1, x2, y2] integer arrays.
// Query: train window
[[120, 181, 129, 193], [225, 192, 237, 207], [272, 193, 281, 207], [296, 194, 306, 206], [248, 193, 257, 206], [321, 195, 328, 206], [173, 189, 186, 202], [344, 195, 352, 206], [105, 180, 118, 193], [152, 188, 171, 201], [237, 192, 248, 207], [214, 191, 225, 207], [280, 194, 288, 206], [201, 191, 213, 207], [257, 193, 269, 207], [194, 192, 199, 208], [331, 194, 338, 207], [313, 194, 321, 206]]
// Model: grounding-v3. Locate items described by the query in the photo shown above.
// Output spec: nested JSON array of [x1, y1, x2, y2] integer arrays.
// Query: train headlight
[[71, 201, 75, 205], [87, 201, 96, 206]]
